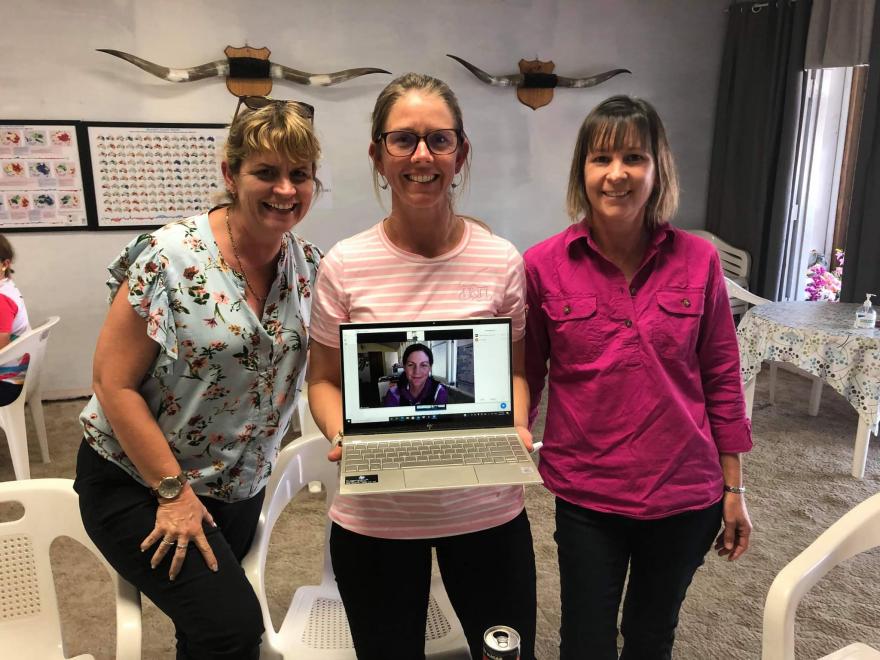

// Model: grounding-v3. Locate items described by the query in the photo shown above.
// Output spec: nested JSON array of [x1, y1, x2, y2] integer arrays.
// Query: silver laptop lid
[[339, 318, 514, 437]]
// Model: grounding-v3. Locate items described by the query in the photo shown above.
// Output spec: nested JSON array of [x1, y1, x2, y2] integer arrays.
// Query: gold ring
[[177, 544, 189, 550], [161, 539, 176, 546]]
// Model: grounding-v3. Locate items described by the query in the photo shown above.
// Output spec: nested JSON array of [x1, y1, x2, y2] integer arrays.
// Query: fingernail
[[211, 521, 218, 527], [150, 563, 156, 570], [170, 575, 176, 581], [211, 564, 219, 572]]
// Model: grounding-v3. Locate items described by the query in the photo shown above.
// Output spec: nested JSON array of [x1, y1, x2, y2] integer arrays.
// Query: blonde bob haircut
[[566, 95, 679, 228], [219, 102, 322, 205]]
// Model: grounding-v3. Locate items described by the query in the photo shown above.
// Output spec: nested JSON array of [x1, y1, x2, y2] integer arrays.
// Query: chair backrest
[[0, 478, 141, 659], [259, 433, 338, 584], [762, 491, 880, 660], [296, 386, 324, 440], [0, 316, 60, 404], [689, 230, 751, 280], [725, 277, 770, 309]]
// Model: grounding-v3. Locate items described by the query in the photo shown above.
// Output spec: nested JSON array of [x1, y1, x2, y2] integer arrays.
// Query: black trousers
[[330, 509, 537, 660], [74, 440, 265, 660], [555, 497, 723, 660], [0, 380, 23, 406]]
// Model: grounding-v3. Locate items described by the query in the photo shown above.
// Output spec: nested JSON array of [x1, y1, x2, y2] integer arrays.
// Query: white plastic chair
[[762, 491, 880, 660], [0, 478, 142, 659], [726, 278, 824, 419], [691, 229, 752, 317], [0, 316, 60, 480], [242, 433, 470, 660]]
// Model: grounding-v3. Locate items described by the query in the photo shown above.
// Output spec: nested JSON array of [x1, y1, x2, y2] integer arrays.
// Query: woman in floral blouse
[[74, 98, 322, 659]]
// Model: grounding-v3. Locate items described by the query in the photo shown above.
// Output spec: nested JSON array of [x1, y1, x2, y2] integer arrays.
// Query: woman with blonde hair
[[525, 95, 752, 659], [308, 73, 537, 660], [74, 97, 322, 659]]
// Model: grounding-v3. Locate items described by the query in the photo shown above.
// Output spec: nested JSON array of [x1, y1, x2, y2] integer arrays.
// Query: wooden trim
[[832, 66, 869, 266]]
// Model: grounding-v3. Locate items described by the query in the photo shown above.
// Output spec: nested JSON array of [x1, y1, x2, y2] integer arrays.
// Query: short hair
[[369, 72, 471, 206], [219, 101, 322, 204], [0, 234, 15, 276], [566, 95, 679, 228], [402, 343, 434, 366]]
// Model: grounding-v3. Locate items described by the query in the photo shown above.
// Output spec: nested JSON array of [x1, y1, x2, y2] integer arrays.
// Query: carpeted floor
[[1, 367, 878, 659]]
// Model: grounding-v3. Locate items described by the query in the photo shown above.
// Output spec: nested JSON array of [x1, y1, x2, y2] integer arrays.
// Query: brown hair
[[219, 101, 322, 205], [566, 95, 679, 228], [369, 72, 472, 208], [0, 234, 15, 276]]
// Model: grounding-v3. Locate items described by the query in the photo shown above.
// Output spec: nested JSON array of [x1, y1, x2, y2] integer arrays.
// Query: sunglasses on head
[[231, 96, 315, 124]]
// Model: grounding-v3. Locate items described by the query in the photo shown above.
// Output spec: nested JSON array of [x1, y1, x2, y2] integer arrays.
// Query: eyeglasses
[[231, 96, 315, 124], [376, 129, 463, 157]]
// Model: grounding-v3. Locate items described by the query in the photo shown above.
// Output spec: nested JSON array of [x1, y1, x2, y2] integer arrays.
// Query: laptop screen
[[339, 318, 514, 435]]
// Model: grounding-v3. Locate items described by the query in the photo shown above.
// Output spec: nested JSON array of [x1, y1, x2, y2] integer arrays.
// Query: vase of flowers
[[805, 248, 844, 301]]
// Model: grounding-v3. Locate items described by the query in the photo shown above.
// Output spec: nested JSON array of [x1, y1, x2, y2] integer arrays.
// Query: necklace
[[224, 208, 267, 303]]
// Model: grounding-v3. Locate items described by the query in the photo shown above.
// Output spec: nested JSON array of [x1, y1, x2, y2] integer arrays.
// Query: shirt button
[[629, 286, 637, 296], [624, 319, 633, 328], [563, 305, 571, 314], [682, 298, 691, 308]]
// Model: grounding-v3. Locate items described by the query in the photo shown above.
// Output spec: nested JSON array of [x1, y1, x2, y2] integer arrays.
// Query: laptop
[[338, 318, 543, 495]]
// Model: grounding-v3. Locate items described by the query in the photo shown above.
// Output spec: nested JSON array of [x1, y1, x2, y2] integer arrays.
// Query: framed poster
[[84, 122, 227, 229], [0, 120, 89, 231]]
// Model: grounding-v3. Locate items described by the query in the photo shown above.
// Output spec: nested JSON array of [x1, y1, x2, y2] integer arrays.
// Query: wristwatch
[[151, 471, 188, 500], [331, 430, 344, 448]]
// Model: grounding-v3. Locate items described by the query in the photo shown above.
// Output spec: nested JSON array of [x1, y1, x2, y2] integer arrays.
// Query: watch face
[[157, 476, 183, 499]]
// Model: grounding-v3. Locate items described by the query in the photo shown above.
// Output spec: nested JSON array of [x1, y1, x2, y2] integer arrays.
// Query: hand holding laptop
[[516, 425, 534, 452]]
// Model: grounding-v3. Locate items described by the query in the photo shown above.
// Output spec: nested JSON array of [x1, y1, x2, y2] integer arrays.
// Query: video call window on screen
[[355, 329, 476, 409]]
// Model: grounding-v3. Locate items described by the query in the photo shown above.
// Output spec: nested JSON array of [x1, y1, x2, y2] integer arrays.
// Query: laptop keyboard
[[342, 434, 529, 474]]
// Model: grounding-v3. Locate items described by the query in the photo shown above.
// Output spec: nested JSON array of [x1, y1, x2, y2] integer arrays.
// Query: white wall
[[1, 0, 729, 396]]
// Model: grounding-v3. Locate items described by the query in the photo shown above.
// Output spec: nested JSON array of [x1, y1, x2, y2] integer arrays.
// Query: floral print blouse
[[80, 212, 322, 502]]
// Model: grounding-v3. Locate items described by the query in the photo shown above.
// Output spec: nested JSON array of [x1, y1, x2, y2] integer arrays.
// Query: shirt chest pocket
[[651, 288, 705, 360], [541, 295, 605, 362]]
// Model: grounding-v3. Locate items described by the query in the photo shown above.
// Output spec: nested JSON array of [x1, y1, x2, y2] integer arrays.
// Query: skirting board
[[43, 388, 92, 401]]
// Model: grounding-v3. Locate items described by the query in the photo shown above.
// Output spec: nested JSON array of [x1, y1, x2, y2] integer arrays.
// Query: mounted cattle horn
[[98, 46, 391, 97], [447, 54, 630, 110]]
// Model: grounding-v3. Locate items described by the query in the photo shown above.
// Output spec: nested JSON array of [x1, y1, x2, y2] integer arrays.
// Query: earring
[[451, 172, 463, 189], [379, 175, 389, 190]]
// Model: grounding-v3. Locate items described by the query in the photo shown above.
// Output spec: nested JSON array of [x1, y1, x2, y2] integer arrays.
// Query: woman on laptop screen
[[308, 73, 537, 660], [382, 343, 449, 406]]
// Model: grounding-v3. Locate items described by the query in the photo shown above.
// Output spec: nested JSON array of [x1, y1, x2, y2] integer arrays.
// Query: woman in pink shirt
[[308, 73, 537, 660], [524, 96, 752, 660], [0, 234, 30, 406]]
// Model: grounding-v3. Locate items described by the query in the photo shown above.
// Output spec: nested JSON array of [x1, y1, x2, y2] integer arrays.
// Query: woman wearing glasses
[[307, 73, 537, 660], [74, 98, 321, 659], [524, 95, 752, 659]]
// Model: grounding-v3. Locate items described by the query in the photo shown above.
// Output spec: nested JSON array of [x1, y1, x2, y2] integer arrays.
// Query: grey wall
[[1, 0, 730, 396]]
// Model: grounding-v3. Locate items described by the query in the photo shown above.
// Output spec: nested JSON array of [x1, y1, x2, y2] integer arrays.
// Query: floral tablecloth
[[737, 301, 880, 431]]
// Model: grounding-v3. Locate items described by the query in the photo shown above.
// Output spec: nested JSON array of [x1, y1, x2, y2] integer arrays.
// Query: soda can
[[482, 625, 521, 659]]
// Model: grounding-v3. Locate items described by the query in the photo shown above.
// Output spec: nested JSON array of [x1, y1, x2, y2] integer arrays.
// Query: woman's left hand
[[714, 493, 752, 561], [515, 425, 533, 452]]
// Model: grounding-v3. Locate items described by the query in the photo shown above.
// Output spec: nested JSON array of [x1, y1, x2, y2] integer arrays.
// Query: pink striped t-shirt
[[310, 219, 527, 539]]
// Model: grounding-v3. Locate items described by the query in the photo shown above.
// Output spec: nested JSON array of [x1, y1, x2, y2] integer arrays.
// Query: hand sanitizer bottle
[[854, 293, 877, 329]]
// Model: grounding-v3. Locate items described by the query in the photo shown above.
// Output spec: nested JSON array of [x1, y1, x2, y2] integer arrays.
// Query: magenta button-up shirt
[[524, 221, 752, 519]]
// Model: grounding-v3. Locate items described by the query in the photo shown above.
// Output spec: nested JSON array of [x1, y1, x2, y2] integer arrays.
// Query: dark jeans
[[74, 440, 265, 660], [330, 509, 537, 660], [0, 380, 23, 406], [555, 497, 723, 660]]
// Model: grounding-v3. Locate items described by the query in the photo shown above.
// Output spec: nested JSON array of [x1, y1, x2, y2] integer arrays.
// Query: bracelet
[[724, 485, 746, 494]]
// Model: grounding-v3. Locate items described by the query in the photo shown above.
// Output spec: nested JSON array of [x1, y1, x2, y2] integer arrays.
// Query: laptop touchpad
[[403, 466, 479, 489]]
